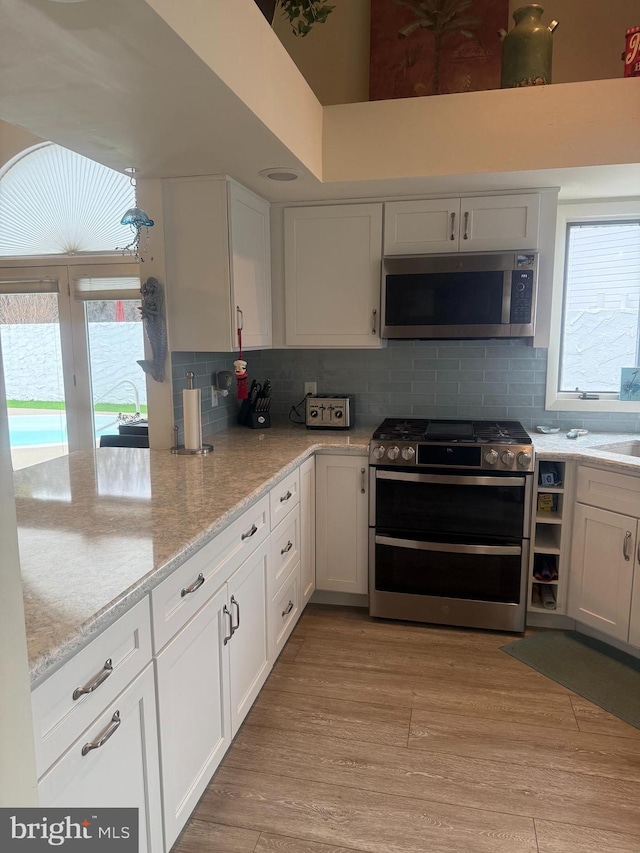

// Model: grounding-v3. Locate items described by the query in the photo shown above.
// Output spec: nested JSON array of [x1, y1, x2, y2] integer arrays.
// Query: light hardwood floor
[[172, 605, 640, 853]]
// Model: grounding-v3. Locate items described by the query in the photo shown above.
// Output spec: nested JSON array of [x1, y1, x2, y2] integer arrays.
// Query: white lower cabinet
[[155, 584, 231, 849], [156, 540, 271, 848], [38, 664, 163, 853], [300, 456, 316, 606], [315, 454, 369, 595], [569, 504, 637, 642], [227, 542, 271, 734], [569, 466, 640, 645]]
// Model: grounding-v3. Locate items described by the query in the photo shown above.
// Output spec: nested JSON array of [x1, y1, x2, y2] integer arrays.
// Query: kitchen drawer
[[152, 495, 269, 651], [38, 664, 163, 853], [576, 466, 640, 517], [269, 468, 300, 530], [270, 505, 300, 597], [270, 563, 300, 660], [32, 596, 152, 779]]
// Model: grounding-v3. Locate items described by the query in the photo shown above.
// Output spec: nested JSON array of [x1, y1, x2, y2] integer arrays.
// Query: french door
[[0, 260, 141, 469]]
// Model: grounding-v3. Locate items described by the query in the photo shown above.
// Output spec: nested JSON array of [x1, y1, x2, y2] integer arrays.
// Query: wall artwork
[[370, 0, 509, 100], [620, 367, 640, 401]]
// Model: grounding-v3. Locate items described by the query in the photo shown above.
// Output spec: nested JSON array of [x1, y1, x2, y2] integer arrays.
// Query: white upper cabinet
[[164, 176, 271, 352], [384, 193, 541, 255], [284, 203, 383, 347]]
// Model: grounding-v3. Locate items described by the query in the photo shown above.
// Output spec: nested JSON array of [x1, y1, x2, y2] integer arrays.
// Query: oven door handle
[[375, 470, 527, 488], [375, 535, 522, 556]]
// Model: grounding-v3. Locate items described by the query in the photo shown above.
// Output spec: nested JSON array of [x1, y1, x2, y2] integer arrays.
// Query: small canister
[[624, 26, 640, 77]]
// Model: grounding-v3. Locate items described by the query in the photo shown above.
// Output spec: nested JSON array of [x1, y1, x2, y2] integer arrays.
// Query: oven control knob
[[517, 451, 532, 468], [401, 447, 415, 461], [372, 445, 385, 460], [387, 446, 400, 461], [501, 450, 515, 466], [484, 449, 499, 465]]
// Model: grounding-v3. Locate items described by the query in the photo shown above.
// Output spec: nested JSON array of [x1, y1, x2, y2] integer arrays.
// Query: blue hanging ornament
[[117, 170, 154, 260]]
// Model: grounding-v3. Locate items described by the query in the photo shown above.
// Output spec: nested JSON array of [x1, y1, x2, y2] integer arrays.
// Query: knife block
[[249, 411, 271, 429]]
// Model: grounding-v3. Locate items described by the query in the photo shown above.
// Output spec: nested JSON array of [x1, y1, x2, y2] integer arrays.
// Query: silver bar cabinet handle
[[231, 595, 240, 633], [73, 659, 113, 701], [236, 305, 244, 330], [280, 491, 292, 503], [181, 572, 205, 597], [282, 600, 294, 617], [281, 541, 293, 555], [371, 308, 377, 335], [81, 710, 121, 756], [241, 523, 258, 540], [223, 605, 233, 645], [463, 211, 470, 240], [624, 531, 632, 561], [450, 211, 456, 240], [360, 468, 366, 494]]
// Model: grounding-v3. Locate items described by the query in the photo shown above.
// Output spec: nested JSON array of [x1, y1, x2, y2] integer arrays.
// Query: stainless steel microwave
[[381, 252, 538, 340]]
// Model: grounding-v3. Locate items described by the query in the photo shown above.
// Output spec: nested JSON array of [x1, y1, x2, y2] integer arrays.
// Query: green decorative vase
[[500, 5, 559, 88]]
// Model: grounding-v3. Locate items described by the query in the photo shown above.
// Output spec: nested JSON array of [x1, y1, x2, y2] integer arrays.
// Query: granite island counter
[[15, 423, 372, 686], [15, 423, 640, 687]]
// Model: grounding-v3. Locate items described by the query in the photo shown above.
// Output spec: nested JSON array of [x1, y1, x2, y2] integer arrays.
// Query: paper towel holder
[[171, 372, 213, 455]]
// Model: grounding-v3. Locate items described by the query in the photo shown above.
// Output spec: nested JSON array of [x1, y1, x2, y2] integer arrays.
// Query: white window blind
[[73, 276, 141, 302]]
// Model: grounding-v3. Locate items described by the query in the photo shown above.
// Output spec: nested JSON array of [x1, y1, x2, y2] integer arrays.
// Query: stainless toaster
[[305, 395, 354, 430]]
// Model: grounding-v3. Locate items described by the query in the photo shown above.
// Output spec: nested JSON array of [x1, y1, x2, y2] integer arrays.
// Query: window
[[0, 143, 148, 468], [546, 201, 640, 412]]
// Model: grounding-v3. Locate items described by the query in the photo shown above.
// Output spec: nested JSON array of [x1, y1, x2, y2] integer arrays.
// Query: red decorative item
[[625, 27, 640, 77], [234, 327, 248, 400]]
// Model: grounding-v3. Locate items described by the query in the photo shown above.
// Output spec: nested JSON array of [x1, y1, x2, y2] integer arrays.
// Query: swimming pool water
[[9, 414, 118, 447]]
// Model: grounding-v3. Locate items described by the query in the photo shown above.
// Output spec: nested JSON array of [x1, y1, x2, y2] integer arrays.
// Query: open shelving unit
[[528, 460, 571, 616]]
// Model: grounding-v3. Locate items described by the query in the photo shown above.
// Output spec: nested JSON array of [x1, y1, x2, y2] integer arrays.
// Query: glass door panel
[[83, 289, 146, 447], [0, 283, 70, 470]]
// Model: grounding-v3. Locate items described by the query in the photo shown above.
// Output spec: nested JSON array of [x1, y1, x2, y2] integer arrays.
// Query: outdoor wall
[[173, 339, 640, 438], [1, 323, 147, 407], [275, 0, 639, 105]]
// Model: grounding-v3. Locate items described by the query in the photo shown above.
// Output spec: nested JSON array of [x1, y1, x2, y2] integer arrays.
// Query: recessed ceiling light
[[259, 167, 302, 182]]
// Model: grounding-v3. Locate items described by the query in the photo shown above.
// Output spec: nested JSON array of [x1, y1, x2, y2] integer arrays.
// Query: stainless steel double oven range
[[369, 419, 534, 633]]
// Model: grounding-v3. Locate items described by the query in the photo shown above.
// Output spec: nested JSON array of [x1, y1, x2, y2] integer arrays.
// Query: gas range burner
[[373, 418, 531, 445], [370, 418, 533, 472], [374, 419, 428, 442]]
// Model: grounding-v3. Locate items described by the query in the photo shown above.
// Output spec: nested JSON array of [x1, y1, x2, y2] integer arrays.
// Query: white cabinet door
[[38, 665, 162, 853], [228, 541, 271, 734], [629, 542, 640, 648], [460, 194, 540, 252], [284, 204, 383, 347], [315, 455, 369, 595], [300, 456, 316, 607], [164, 176, 271, 352], [384, 198, 461, 254], [229, 181, 272, 350], [568, 504, 635, 641], [155, 584, 232, 849]]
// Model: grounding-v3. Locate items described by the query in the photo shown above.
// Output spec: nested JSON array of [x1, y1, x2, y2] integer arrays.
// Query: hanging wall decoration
[[137, 277, 167, 382], [369, 0, 508, 100], [117, 168, 154, 261]]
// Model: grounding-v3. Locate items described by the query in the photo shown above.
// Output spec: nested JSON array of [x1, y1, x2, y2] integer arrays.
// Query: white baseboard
[[574, 622, 640, 661], [310, 590, 369, 608], [526, 612, 576, 630]]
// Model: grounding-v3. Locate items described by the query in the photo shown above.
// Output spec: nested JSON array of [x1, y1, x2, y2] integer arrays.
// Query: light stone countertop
[[15, 423, 372, 687], [15, 422, 640, 688]]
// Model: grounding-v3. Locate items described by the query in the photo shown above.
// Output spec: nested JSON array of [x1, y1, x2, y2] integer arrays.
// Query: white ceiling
[[0, 0, 637, 204]]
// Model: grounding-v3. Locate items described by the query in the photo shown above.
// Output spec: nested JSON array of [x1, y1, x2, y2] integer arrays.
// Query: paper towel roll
[[183, 388, 202, 451]]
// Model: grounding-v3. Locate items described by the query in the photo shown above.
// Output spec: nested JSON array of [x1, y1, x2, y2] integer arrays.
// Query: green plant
[[393, 0, 481, 95], [278, 0, 335, 37]]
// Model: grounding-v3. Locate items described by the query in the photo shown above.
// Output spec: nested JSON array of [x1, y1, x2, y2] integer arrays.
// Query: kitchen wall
[[276, 0, 639, 105], [172, 339, 640, 438]]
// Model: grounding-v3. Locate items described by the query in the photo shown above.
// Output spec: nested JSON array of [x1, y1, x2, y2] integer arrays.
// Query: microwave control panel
[[510, 270, 534, 324]]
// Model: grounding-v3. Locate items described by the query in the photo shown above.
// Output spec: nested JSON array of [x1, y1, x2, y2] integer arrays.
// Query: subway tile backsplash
[[172, 340, 640, 438]]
